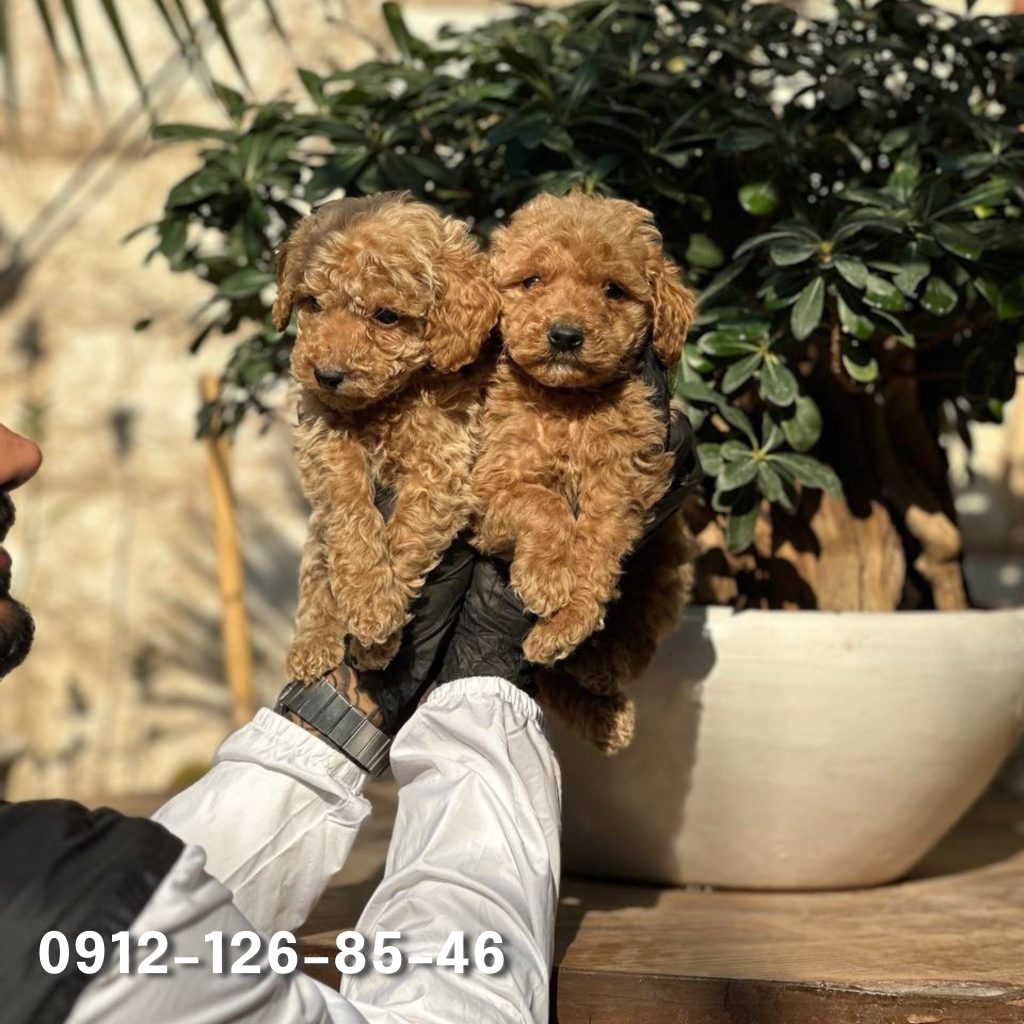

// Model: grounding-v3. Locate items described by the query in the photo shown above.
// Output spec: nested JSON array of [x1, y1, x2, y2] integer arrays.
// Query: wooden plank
[[554, 970, 1024, 1024]]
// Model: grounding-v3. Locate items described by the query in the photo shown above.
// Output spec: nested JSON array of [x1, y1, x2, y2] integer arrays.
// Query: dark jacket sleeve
[[0, 799, 183, 1024]]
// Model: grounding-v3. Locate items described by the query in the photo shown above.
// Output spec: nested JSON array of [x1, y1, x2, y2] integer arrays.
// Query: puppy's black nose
[[547, 322, 585, 353], [314, 368, 346, 390]]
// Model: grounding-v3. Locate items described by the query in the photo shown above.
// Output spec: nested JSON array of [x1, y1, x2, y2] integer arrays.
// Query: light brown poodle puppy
[[474, 192, 696, 751], [274, 192, 499, 682]]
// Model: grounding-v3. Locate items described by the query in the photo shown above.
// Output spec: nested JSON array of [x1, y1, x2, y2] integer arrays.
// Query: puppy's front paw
[[524, 598, 605, 665], [510, 552, 576, 617], [472, 519, 513, 559], [347, 633, 401, 671], [346, 576, 409, 647], [287, 631, 344, 683], [564, 642, 628, 696]]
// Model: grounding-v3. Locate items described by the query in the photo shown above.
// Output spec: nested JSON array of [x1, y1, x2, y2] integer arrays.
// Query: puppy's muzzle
[[547, 322, 585, 354], [314, 367, 346, 390]]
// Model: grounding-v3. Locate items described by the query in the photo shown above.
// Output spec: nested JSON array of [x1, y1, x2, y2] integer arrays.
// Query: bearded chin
[[0, 599, 35, 678]]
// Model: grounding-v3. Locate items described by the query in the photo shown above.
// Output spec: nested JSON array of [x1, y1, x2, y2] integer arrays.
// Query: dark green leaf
[[739, 182, 779, 216], [697, 443, 723, 476], [864, 274, 907, 312], [722, 440, 754, 462], [718, 128, 774, 152], [880, 127, 912, 153], [718, 456, 759, 490], [686, 234, 725, 269], [212, 80, 246, 120], [676, 378, 726, 410], [698, 253, 754, 307], [721, 404, 758, 444], [760, 357, 799, 407], [771, 453, 842, 496], [698, 331, 761, 357], [791, 278, 825, 341], [834, 256, 868, 289], [757, 461, 786, 504], [721, 352, 763, 394], [725, 489, 760, 552], [892, 258, 930, 297], [780, 395, 822, 452], [841, 338, 879, 383], [218, 267, 274, 298], [921, 277, 958, 317], [838, 296, 874, 340], [158, 218, 187, 260], [933, 223, 982, 261], [153, 123, 235, 142], [771, 240, 818, 267]]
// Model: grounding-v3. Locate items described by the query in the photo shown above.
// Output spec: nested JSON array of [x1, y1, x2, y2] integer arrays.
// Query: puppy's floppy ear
[[272, 215, 312, 333], [649, 255, 696, 369], [426, 219, 500, 372]]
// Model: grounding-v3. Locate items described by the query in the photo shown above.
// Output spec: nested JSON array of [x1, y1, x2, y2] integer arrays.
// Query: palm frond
[[2, 0, 294, 107], [149, 0, 189, 56], [170, 0, 201, 49], [99, 0, 148, 105], [59, 0, 100, 101], [198, 0, 249, 89], [0, 0, 14, 111], [259, 0, 288, 41], [32, 0, 66, 72]]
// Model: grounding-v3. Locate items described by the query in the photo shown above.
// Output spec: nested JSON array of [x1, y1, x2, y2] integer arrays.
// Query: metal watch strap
[[276, 678, 391, 776]]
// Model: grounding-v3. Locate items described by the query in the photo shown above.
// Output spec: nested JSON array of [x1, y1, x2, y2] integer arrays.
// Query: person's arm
[[344, 675, 561, 1024], [152, 706, 371, 935], [70, 668, 559, 1024]]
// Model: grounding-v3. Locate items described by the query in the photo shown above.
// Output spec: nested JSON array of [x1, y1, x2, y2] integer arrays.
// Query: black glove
[[434, 554, 539, 692], [351, 530, 476, 735]]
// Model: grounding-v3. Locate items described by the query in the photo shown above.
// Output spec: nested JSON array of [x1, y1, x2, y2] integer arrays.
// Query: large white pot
[[551, 607, 1024, 889]]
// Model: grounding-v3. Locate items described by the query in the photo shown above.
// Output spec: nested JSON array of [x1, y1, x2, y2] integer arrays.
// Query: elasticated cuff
[[215, 707, 369, 796], [419, 676, 547, 731]]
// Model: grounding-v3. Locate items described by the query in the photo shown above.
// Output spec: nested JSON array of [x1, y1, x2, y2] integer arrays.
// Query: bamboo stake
[[201, 375, 255, 727]]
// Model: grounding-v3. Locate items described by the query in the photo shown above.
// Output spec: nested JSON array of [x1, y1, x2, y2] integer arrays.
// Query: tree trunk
[[688, 342, 971, 612]]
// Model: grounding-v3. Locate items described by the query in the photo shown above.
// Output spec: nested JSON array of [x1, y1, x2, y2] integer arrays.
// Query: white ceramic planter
[[550, 607, 1024, 890]]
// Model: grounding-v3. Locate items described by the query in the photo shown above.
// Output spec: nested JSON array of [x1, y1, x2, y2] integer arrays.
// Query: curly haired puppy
[[474, 192, 696, 751], [274, 192, 499, 682]]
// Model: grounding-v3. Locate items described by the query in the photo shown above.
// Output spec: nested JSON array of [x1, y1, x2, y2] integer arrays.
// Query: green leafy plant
[[151, 0, 1024, 611]]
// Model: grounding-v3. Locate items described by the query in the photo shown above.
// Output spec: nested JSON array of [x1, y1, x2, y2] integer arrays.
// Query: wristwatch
[[275, 677, 391, 775]]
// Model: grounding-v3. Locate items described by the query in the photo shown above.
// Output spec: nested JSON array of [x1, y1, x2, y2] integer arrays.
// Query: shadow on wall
[[958, 473, 1024, 609], [153, 492, 307, 703], [552, 608, 717, 959]]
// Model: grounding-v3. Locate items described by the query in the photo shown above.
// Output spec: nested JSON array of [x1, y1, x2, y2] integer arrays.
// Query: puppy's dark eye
[[301, 295, 323, 313], [604, 281, 626, 301], [373, 308, 400, 326], [521, 275, 541, 290]]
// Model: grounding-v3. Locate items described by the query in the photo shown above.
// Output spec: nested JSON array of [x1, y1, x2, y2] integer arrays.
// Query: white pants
[[67, 677, 561, 1024]]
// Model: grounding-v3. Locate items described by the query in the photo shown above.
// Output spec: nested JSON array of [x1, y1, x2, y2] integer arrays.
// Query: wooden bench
[[299, 789, 1024, 1023]]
